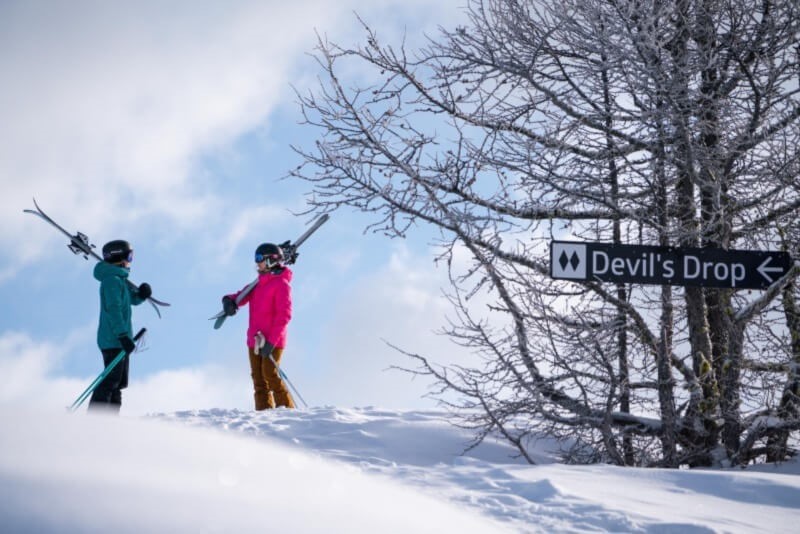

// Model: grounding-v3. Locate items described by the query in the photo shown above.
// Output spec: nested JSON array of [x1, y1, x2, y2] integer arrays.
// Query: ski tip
[[24, 198, 46, 216]]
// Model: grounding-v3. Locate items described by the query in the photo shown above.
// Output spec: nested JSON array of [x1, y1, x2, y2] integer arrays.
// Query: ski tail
[[209, 278, 259, 328]]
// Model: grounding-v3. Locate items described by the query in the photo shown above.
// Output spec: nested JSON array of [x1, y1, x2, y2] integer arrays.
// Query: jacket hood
[[93, 261, 130, 282]]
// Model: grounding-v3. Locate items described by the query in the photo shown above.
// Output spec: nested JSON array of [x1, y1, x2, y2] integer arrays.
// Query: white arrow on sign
[[757, 256, 784, 283]]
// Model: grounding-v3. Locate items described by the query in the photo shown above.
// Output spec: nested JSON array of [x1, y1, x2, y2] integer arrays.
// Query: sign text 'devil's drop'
[[550, 241, 792, 289]]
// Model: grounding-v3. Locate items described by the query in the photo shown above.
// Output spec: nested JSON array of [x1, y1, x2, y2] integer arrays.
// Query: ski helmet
[[102, 240, 133, 263], [254, 243, 284, 268]]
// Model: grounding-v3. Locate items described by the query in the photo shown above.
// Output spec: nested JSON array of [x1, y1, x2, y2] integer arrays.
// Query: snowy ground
[[1, 406, 799, 533]]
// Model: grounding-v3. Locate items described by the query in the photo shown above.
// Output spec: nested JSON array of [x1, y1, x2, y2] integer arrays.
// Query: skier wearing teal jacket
[[88, 239, 151, 412]]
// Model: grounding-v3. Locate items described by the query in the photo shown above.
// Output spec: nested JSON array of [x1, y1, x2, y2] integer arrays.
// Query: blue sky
[[0, 0, 474, 414]]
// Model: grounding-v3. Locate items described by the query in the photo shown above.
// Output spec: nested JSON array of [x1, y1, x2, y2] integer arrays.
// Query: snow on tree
[[290, 0, 800, 467]]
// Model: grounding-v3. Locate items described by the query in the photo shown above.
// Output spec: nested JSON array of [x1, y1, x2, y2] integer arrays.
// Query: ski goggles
[[255, 253, 278, 263], [126, 250, 134, 263]]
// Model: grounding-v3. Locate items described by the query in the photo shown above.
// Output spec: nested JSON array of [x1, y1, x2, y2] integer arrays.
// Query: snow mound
[[2, 406, 799, 533], [154, 406, 800, 533], [0, 408, 508, 533]]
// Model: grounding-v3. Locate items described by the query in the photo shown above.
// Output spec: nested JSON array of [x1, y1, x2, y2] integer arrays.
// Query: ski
[[24, 198, 170, 317], [210, 213, 330, 329], [68, 328, 147, 412]]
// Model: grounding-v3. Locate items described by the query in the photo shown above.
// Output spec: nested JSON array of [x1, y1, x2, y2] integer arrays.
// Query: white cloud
[[1, 2, 291, 268], [1, 0, 467, 274], [124, 365, 250, 415], [0, 331, 83, 408], [305, 241, 483, 408], [0, 328, 248, 415], [213, 204, 294, 267]]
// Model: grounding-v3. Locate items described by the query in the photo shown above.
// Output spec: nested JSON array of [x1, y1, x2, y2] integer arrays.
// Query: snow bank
[[157, 407, 800, 533], [2, 406, 799, 533], [0, 408, 508, 533]]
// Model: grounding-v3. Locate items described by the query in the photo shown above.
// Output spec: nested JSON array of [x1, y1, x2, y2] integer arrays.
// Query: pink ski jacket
[[229, 267, 292, 349]]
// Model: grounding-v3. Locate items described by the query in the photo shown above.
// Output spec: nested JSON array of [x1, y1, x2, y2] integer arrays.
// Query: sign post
[[550, 241, 792, 289]]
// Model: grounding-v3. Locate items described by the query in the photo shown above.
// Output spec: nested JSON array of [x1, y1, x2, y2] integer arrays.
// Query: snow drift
[[1, 406, 799, 533]]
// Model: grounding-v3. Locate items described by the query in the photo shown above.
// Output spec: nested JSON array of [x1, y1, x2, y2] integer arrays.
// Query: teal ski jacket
[[93, 262, 145, 349]]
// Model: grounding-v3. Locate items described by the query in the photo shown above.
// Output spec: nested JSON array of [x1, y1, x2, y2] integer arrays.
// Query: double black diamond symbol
[[559, 250, 581, 271]]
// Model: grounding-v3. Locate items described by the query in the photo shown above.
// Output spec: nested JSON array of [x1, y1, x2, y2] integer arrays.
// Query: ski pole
[[254, 332, 308, 408], [268, 354, 309, 409], [68, 328, 147, 412]]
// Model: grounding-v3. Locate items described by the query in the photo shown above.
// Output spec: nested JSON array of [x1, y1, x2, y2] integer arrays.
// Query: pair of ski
[[24, 199, 170, 317], [208, 213, 329, 329]]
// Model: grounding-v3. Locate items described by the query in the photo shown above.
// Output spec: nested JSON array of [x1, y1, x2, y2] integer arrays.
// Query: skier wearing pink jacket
[[222, 243, 295, 410]]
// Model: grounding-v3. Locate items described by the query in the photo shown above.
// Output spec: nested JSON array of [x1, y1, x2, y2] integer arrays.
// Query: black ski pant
[[88, 348, 129, 413]]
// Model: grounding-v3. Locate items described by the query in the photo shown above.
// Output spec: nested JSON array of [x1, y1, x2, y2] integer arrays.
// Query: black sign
[[550, 241, 793, 289]]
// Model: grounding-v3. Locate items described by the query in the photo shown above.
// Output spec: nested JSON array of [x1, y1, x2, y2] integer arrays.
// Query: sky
[[2, 406, 799, 532], [0, 0, 477, 414]]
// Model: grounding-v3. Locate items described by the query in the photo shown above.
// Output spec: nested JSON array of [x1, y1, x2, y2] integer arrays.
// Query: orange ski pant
[[248, 347, 295, 410]]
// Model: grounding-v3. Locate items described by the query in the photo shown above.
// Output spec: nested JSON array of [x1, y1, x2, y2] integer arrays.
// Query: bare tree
[[290, 0, 800, 466]]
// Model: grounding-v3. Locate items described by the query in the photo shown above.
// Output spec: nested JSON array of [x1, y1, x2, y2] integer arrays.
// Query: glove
[[222, 296, 238, 316], [254, 331, 275, 357], [138, 283, 152, 299], [118, 335, 136, 354], [260, 341, 275, 358]]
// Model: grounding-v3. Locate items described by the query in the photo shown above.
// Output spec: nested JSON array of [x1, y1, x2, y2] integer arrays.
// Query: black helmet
[[254, 243, 284, 268], [102, 240, 133, 263]]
